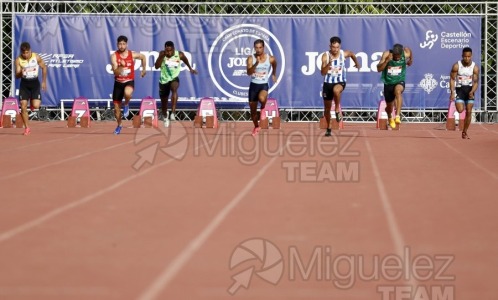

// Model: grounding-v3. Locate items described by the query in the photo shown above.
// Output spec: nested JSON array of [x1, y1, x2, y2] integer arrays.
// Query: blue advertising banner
[[14, 15, 481, 109]]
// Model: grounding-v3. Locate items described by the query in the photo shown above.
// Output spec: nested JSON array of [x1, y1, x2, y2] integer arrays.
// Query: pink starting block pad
[[446, 101, 465, 131], [196, 97, 218, 128], [70, 96, 91, 127], [1, 97, 20, 127], [263, 98, 280, 119], [376, 99, 397, 130], [259, 98, 282, 129], [139, 96, 158, 128]]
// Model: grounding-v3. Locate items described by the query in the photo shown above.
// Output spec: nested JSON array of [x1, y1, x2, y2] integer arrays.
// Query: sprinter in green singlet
[[377, 43, 413, 129], [154, 41, 197, 127]]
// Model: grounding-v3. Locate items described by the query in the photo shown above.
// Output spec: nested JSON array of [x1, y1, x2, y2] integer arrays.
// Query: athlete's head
[[391, 44, 404, 61], [117, 35, 128, 53], [461, 47, 473, 66], [254, 39, 265, 56], [329, 36, 342, 55], [20, 42, 32, 60], [164, 41, 175, 58]]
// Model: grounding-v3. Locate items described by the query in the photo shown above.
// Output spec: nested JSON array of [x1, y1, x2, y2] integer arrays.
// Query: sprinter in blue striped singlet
[[246, 39, 278, 137], [320, 36, 360, 137]]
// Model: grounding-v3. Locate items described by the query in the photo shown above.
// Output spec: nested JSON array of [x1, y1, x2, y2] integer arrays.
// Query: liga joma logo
[[208, 24, 285, 99]]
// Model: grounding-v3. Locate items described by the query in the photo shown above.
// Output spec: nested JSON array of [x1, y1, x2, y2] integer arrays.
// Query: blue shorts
[[455, 86, 474, 104], [455, 99, 475, 104], [248, 82, 269, 102]]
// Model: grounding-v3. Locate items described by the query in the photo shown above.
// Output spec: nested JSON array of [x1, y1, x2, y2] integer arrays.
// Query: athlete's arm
[[405, 47, 413, 67], [154, 50, 166, 70], [449, 63, 459, 101], [269, 56, 278, 83], [345, 50, 361, 69], [110, 53, 122, 76], [180, 51, 198, 75], [133, 51, 147, 78], [246, 55, 258, 76], [14, 57, 22, 79], [376, 51, 391, 72], [36, 53, 48, 90], [469, 64, 480, 99], [320, 52, 330, 76]]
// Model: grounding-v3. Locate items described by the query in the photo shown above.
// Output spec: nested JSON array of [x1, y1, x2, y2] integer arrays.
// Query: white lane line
[[137, 140, 290, 300], [0, 139, 133, 181], [362, 129, 418, 288], [0, 148, 186, 243], [428, 130, 498, 180]]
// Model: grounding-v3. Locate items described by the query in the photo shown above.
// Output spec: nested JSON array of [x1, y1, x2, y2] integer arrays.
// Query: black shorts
[[322, 82, 346, 101], [383, 82, 405, 103], [19, 78, 41, 102], [112, 80, 135, 103], [159, 77, 180, 98], [248, 82, 269, 102], [455, 86, 473, 101]]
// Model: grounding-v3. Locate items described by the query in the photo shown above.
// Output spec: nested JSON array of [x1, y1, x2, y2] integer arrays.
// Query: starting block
[[446, 101, 465, 131], [2, 115, 12, 128], [80, 116, 90, 128], [193, 116, 203, 128], [133, 96, 158, 128], [67, 116, 77, 128], [15, 114, 23, 127], [376, 99, 398, 130], [319, 102, 344, 130], [68, 96, 91, 128], [194, 97, 218, 128], [1, 97, 21, 128], [143, 116, 153, 128], [260, 98, 281, 129]]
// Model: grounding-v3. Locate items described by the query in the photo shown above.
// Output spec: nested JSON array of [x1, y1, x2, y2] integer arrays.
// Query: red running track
[[0, 120, 497, 300]]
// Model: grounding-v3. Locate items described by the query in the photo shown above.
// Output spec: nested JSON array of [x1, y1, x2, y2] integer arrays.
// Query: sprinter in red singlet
[[110, 35, 146, 135]]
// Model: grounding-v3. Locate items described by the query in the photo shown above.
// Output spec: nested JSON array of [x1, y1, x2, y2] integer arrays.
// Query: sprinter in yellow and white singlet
[[15, 42, 47, 136]]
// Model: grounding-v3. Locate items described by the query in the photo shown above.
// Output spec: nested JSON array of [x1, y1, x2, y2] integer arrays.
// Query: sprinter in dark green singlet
[[377, 44, 413, 129]]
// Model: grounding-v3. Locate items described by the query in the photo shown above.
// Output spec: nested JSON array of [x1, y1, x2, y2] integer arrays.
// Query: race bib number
[[166, 60, 180, 68], [120, 67, 131, 76], [387, 66, 402, 76], [328, 66, 343, 76], [22, 67, 38, 79], [253, 71, 266, 80], [458, 75, 472, 86]]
